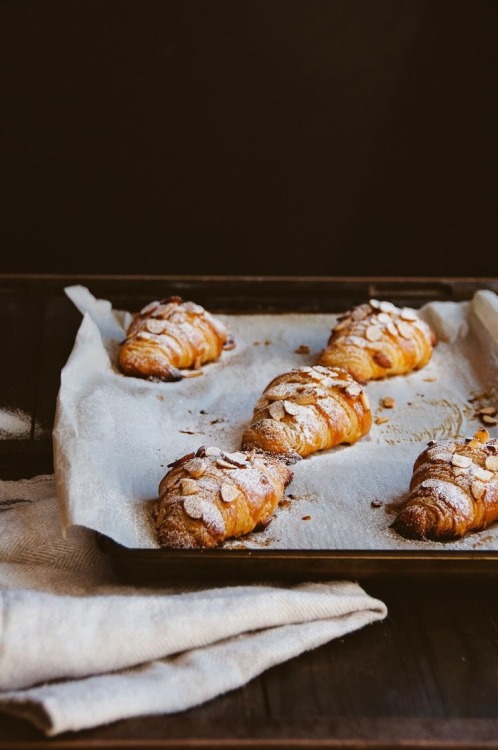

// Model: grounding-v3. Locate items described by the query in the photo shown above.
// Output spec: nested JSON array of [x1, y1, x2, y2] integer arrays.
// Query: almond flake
[[369, 299, 381, 309], [216, 458, 237, 470], [397, 321, 413, 339], [379, 301, 397, 314], [375, 417, 389, 425], [365, 325, 383, 342], [294, 344, 311, 354], [467, 438, 481, 449], [386, 322, 398, 337], [451, 454, 472, 469], [377, 312, 392, 325], [246, 448, 256, 462], [360, 390, 371, 411], [400, 308, 418, 321], [471, 481, 485, 501], [485, 456, 498, 472], [295, 391, 317, 405], [146, 318, 168, 334], [479, 406, 497, 416], [183, 496, 205, 519], [180, 478, 198, 495], [283, 400, 300, 416], [220, 483, 239, 503], [381, 397, 395, 409], [203, 446, 221, 457], [352, 307, 369, 321], [268, 401, 285, 421], [473, 466, 494, 482], [185, 458, 209, 478], [140, 300, 160, 315], [452, 467, 466, 476], [474, 428, 490, 444], [481, 415, 498, 425]]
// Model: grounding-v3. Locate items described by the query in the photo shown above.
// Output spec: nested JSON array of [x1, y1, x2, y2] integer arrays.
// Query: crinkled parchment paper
[[53, 286, 498, 551]]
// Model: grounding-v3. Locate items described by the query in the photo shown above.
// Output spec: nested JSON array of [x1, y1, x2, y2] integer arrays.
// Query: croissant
[[119, 296, 235, 381], [392, 429, 498, 540], [241, 365, 372, 459], [155, 446, 293, 548], [317, 299, 437, 383]]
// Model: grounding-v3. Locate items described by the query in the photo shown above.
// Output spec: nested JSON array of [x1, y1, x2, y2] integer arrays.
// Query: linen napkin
[[0, 474, 387, 736]]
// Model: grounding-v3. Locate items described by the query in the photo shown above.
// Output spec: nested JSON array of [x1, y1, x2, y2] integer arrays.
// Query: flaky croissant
[[392, 429, 498, 540], [119, 296, 235, 381], [155, 446, 293, 548], [317, 299, 437, 383], [241, 365, 372, 459]]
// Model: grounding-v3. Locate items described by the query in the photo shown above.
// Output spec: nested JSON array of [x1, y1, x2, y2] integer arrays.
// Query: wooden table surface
[[2, 275, 498, 750]]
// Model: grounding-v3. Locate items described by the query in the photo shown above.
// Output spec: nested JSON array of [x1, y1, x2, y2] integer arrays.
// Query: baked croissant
[[317, 299, 437, 383], [240, 365, 372, 459], [119, 296, 235, 381], [155, 446, 293, 548], [392, 429, 498, 540]]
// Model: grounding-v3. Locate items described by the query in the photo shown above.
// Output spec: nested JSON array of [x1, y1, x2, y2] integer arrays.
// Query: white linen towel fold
[[0, 475, 387, 736]]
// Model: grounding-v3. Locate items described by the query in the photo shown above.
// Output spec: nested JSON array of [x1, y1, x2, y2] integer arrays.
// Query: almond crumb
[[302, 515, 312, 521], [423, 377, 437, 382], [481, 415, 498, 426], [479, 406, 498, 416], [474, 428, 490, 444], [375, 417, 389, 425], [381, 397, 395, 409], [294, 344, 311, 355]]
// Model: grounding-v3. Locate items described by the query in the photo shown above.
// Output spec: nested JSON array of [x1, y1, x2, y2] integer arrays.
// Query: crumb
[[294, 344, 311, 355], [264, 340, 271, 346], [179, 429, 201, 435], [423, 377, 437, 382], [199, 409, 207, 415], [302, 515, 312, 521], [156, 395, 164, 402], [375, 417, 390, 425], [370, 500, 382, 508], [381, 397, 395, 409], [253, 341, 261, 346]]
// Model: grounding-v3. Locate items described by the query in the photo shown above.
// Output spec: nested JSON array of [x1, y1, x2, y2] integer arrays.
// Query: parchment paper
[[53, 286, 498, 551]]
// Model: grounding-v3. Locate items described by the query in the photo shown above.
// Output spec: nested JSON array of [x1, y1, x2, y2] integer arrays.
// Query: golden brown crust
[[392, 429, 498, 540], [118, 296, 234, 381], [317, 299, 437, 383], [155, 446, 293, 548], [240, 365, 372, 458]]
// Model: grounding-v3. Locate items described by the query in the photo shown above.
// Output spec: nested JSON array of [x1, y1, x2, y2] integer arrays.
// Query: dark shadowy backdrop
[[1, 0, 496, 276]]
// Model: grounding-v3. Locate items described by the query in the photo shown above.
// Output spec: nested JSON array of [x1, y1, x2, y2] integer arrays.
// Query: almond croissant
[[156, 446, 293, 548], [119, 296, 235, 381], [392, 429, 498, 540], [318, 299, 437, 383], [241, 365, 372, 459]]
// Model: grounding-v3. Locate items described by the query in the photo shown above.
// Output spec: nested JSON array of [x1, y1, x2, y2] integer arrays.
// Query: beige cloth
[[0, 475, 387, 736]]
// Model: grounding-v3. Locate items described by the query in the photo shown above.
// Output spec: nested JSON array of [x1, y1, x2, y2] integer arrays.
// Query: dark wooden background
[[1, 0, 497, 277]]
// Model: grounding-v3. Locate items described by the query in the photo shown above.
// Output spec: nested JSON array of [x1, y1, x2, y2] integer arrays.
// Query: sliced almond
[[485, 455, 498, 472], [400, 308, 418, 321], [386, 322, 398, 337], [204, 446, 222, 457], [146, 318, 168, 334], [379, 301, 397, 314], [434, 451, 454, 463], [479, 406, 497, 416], [246, 447, 256, 462], [352, 306, 369, 321], [360, 390, 371, 411], [344, 384, 363, 398], [375, 417, 389, 425], [268, 401, 286, 421], [180, 478, 198, 495], [471, 481, 485, 501], [220, 483, 239, 503], [216, 458, 237, 470], [474, 428, 490, 444], [140, 300, 160, 315], [467, 438, 481, 449], [294, 344, 311, 354], [185, 458, 209, 478], [295, 390, 317, 405], [377, 312, 392, 325], [452, 467, 466, 476], [369, 299, 381, 310], [283, 400, 300, 416], [451, 454, 472, 469], [481, 415, 498, 425], [183, 496, 205, 519], [365, 325, 383, 342], [381, 397, 395, 409], [334, 318, 351, 332], [473, 466, 494, 482], [397, 321, 413, 339]]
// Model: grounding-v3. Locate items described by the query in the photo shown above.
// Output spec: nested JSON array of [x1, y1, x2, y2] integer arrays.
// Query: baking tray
[[59, 275, 498, 583]]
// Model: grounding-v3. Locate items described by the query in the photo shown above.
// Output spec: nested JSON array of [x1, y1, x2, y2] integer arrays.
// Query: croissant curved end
[[391, 504, 433, 540]]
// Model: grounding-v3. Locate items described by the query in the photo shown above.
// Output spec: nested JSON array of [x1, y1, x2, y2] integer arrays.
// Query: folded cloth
[[0, 475, 387, 736]]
